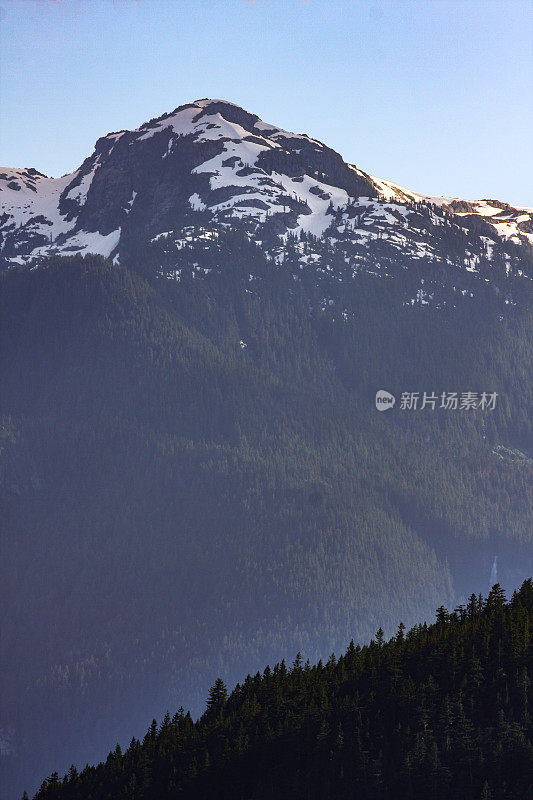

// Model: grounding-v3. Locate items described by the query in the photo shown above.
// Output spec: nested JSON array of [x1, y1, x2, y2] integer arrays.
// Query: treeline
[[31, 580, 533, 800]]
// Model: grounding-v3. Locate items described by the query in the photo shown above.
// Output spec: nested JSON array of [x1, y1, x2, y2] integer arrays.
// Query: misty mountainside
[[31, 580, 533, 800], [0, 100, 532, 798], [2, 250, 532, 800]]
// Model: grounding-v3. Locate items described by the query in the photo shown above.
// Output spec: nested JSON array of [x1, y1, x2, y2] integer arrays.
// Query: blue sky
[[1, 0, 532, 205]]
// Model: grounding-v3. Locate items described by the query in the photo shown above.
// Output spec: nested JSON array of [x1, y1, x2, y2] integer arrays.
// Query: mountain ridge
[[1, 101, 532, 800], [1, 99, 532, 290]]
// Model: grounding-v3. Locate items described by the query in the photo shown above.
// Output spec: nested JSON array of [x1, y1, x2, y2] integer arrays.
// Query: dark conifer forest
[[1, 245, 532, 796], [31, 580, 533, 800]]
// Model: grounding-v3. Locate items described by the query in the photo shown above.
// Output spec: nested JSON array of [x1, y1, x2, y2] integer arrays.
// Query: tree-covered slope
[[32, 580, 533, 800], [1, 252, 532, 797]]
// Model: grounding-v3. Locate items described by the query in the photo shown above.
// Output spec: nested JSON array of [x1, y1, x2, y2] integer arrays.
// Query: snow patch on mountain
[[1, 98, 532, 277]]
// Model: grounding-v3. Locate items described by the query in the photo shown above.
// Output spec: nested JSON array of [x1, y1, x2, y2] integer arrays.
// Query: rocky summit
[[1, 99, 532, 308]]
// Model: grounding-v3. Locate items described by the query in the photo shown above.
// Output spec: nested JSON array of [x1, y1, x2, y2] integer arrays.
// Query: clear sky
[[1, 0, 532, 206]]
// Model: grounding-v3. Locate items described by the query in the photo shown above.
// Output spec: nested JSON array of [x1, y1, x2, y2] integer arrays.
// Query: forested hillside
[[1, 248, 532, 797], [31, 580, 533, 800]]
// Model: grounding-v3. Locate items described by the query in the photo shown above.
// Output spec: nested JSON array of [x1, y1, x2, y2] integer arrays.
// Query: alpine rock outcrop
[[1, 99, 532, 305]]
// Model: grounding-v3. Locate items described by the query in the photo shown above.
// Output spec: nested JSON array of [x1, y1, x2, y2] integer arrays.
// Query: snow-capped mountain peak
[[1, 99, 532, 297]]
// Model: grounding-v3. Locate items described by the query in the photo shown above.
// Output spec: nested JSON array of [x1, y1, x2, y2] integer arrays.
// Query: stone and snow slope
[[1, 99, 532, 285]]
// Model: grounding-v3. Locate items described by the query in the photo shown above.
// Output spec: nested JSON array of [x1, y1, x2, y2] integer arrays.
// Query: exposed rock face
[[0, 99, 532, 297]]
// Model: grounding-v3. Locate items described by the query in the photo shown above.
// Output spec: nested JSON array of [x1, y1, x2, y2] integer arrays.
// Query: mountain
[[1, 101, 532, 799], [30, 580, 533, 800], [2, 98, 532, 304]]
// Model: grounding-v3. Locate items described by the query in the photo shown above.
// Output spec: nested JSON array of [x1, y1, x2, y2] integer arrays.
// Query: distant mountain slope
[[31, 580, 533, 800], [1, 254, 532, 799], [1, 99, 532, 299], [1, 100, 532, 800]]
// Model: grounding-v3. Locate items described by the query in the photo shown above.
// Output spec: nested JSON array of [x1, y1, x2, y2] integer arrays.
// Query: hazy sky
[[1, 0, 532, 206]]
